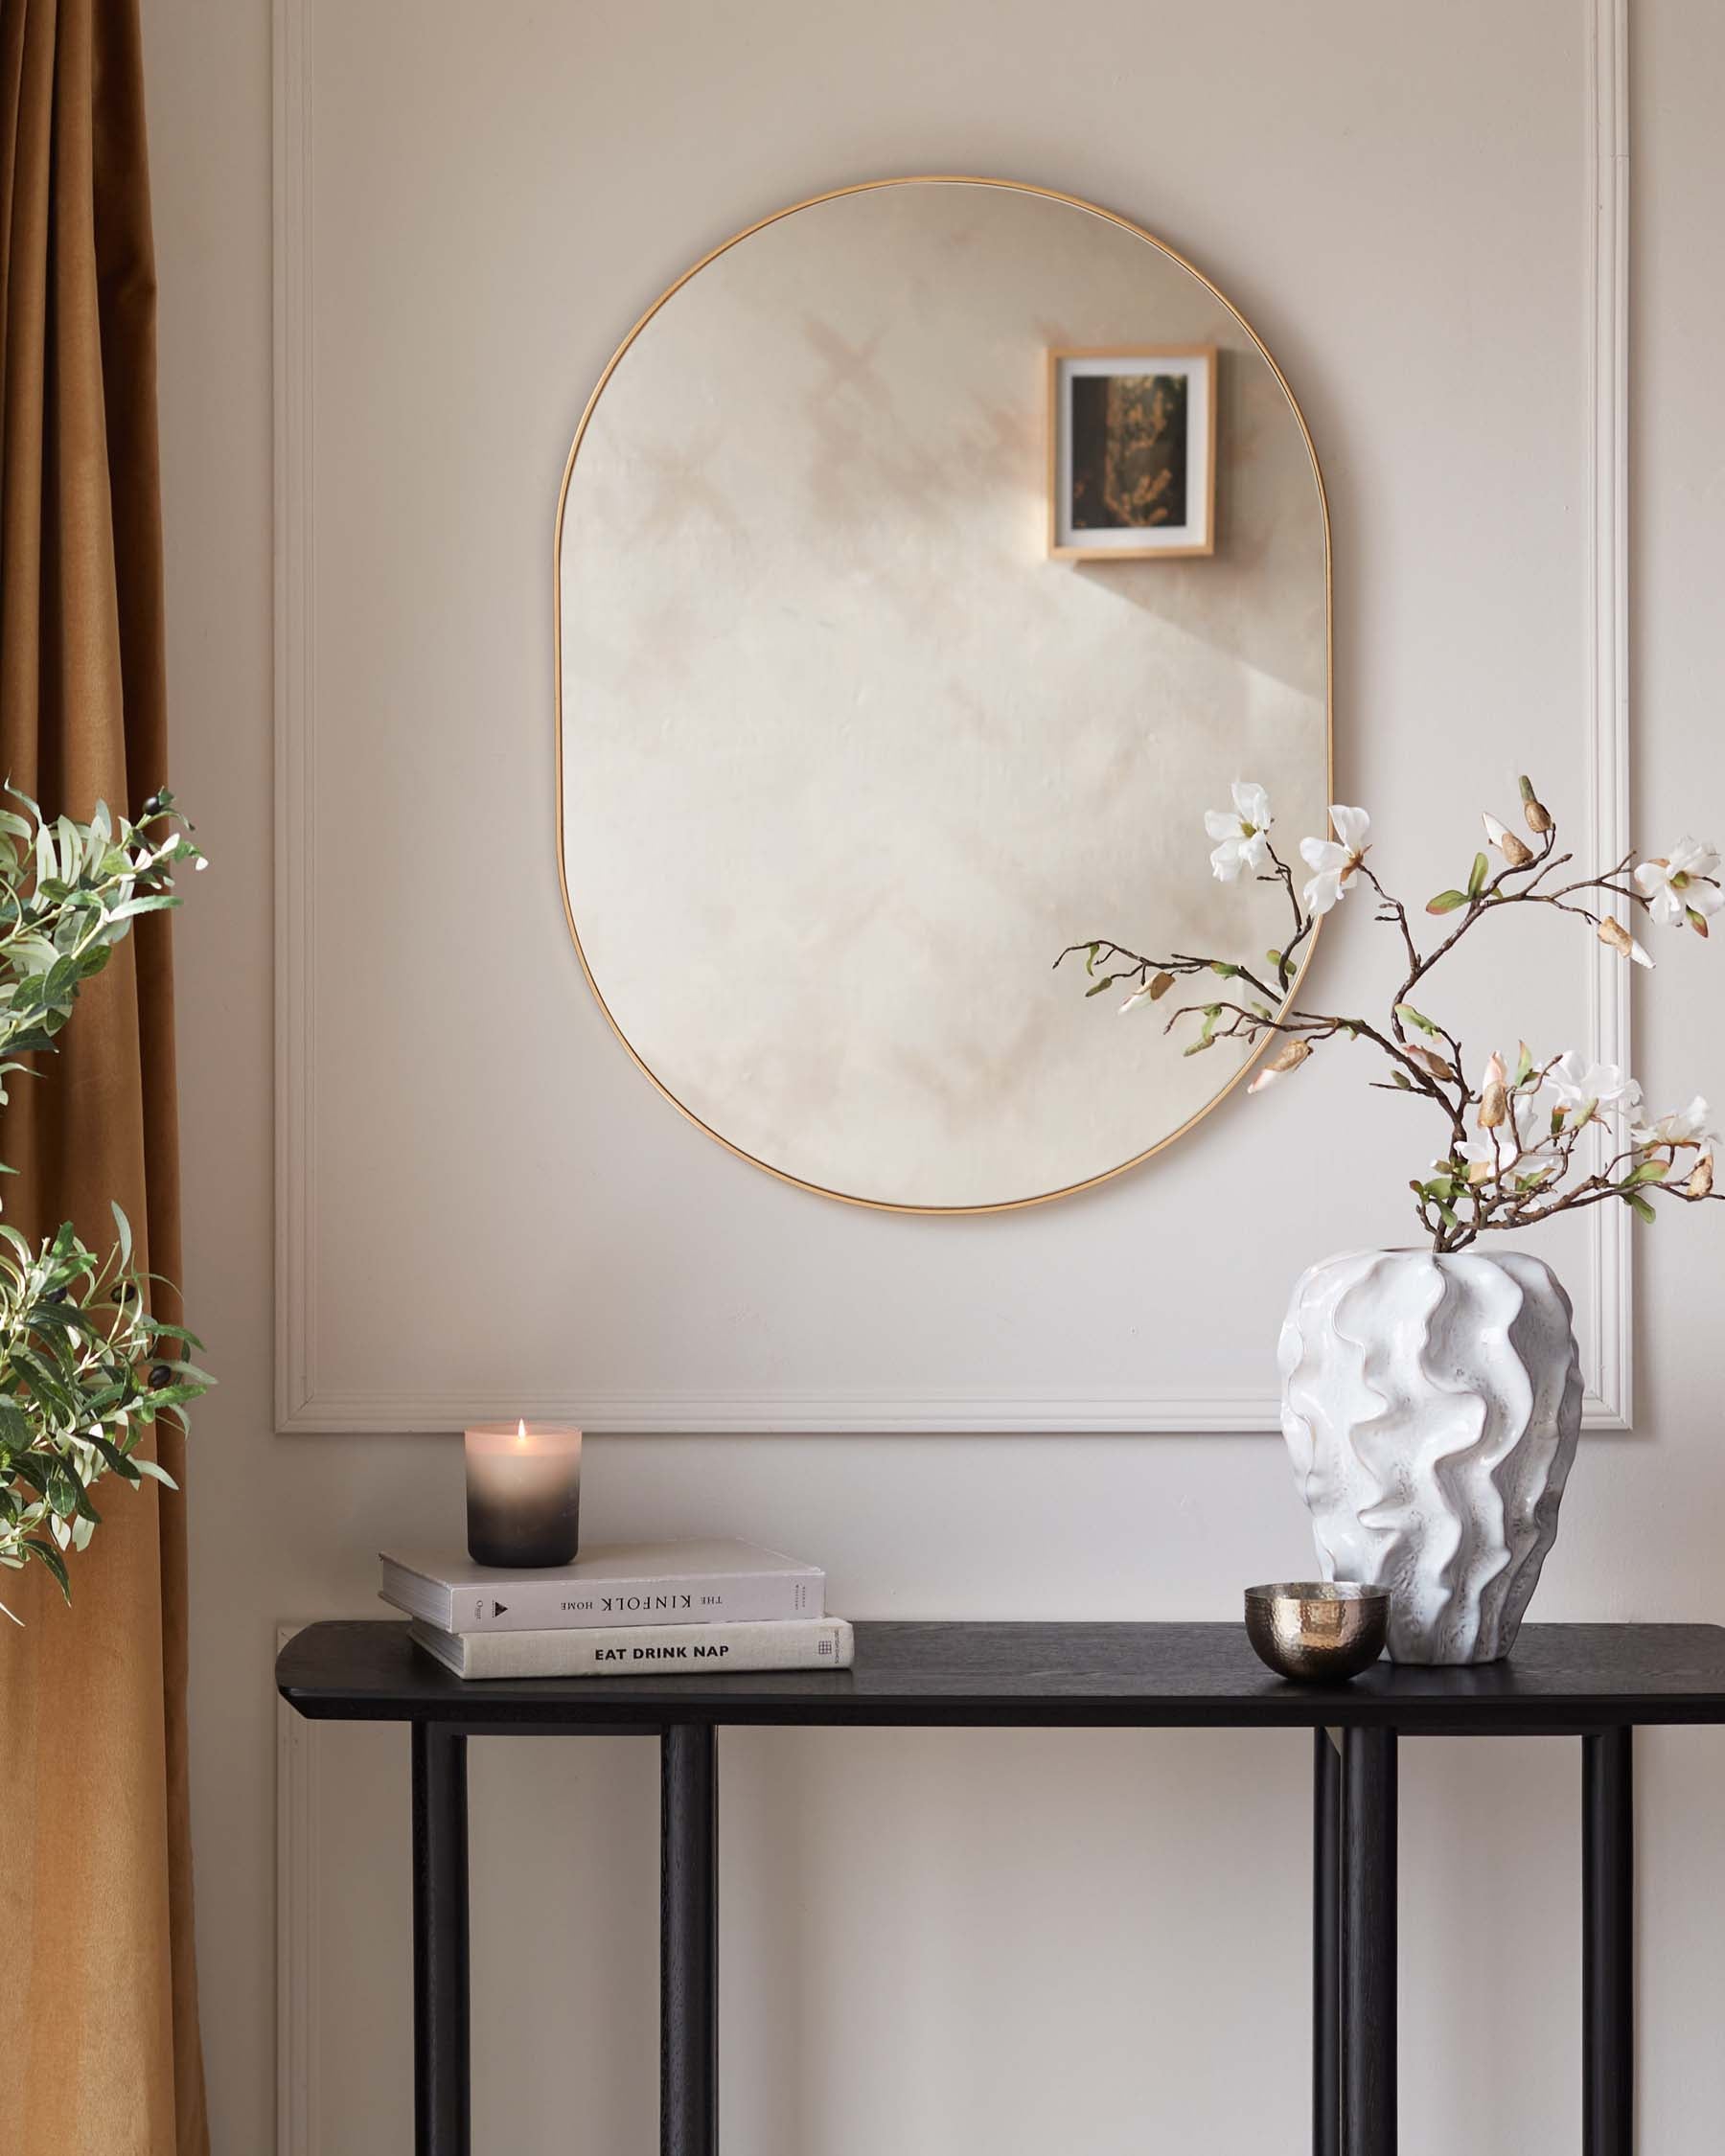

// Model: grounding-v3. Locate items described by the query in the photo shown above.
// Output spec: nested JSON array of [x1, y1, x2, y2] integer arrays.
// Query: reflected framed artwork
[[1048, 344, 1217, 559]]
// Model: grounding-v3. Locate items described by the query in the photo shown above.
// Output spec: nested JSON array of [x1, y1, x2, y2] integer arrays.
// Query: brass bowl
[[1244, 1581, 1391, 1683]]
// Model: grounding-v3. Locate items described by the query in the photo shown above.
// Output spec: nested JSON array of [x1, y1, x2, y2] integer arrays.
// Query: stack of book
[[380, 1536, 853, 1681]]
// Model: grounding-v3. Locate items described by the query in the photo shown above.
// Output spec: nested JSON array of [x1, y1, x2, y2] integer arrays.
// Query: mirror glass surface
[[558, 179, 1329, 1208]]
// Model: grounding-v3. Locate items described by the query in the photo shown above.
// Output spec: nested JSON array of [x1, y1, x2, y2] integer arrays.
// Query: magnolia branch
[[1060, 778, 1723, 1252]]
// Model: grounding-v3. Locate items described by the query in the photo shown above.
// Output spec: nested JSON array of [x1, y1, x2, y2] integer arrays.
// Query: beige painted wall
[[140, 2, 1725, 2150]]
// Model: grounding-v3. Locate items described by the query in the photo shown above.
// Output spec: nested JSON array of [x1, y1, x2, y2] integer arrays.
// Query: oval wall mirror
[[556, 177, 1329, 1210]]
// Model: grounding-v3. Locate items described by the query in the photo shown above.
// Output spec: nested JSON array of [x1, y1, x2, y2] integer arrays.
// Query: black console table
[[276, 1618, 1725, 2156]]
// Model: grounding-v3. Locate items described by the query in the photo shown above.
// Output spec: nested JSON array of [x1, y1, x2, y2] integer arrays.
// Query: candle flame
[[516, 1418, 528, 1446]]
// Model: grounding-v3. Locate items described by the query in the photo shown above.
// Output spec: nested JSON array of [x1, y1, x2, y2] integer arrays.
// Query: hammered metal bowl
[[1244, 1581, 1390, 1683]]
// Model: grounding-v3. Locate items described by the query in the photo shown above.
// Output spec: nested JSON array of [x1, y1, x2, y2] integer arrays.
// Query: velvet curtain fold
[[0, 0, 207, 2150]]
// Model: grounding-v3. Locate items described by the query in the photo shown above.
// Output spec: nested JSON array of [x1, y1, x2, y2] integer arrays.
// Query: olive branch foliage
[[0, 788, 211, 1620], [1059, 777, 1721, 1254]]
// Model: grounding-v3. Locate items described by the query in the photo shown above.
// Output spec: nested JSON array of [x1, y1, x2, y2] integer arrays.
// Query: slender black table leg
[[1341, 1726, 1396, 2156], [411, 1722, 471, 2156], [1583, 1727, 1634, 2156], [1314, 1728, 1342, 2156], [662, 1722, 719, 2156]]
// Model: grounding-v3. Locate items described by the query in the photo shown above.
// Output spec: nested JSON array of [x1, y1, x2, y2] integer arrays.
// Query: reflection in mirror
[[557, 179, 1328, 1209]]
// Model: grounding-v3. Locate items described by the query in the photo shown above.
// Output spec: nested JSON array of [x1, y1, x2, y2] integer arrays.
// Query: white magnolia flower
[[1458, 1089, 1562, 1182], [1631, 1094, 1720, 1158], [1545, 1053, 1642, 1119], [1299, 805, 1370, 916], [1633, 837, 1725, 929], [1204, 781, 1274, 883]]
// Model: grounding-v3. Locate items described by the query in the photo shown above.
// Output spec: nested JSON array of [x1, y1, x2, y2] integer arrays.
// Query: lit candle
[[464, 1420, 582, 1569]]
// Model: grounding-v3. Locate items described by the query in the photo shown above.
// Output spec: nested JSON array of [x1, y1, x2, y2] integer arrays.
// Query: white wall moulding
[[273, 0, 316, 1430], [270, 1385, 1293, 1439], [1584, 0, 1634, 1427], [272, 0, 1631, 1436], [276, 1626, 316, 2156]]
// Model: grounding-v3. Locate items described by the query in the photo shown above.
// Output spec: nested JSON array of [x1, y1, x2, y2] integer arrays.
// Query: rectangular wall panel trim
[[271, 0, 1632, 1435]]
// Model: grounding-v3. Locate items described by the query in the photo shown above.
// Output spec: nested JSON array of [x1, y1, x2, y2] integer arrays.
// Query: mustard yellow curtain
[[0, 0, 207, 2149]]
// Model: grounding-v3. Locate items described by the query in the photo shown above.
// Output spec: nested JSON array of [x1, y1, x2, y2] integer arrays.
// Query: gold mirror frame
[[553, 174, 1332, 1214]]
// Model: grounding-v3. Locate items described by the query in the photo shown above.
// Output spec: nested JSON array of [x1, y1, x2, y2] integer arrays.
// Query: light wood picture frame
[[1048, 344, 1218, 560]]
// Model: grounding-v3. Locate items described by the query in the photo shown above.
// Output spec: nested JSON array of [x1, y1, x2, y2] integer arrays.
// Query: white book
[[380, 1537, 824, 1635], [408, 1615, 855, 1681]]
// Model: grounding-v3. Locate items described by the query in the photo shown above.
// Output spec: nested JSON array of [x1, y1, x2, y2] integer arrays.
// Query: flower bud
[[1248, 1037, 1311, 1093], [1598, 916, 1656, 968], [1411, 1045, 1457, 1085], [1519, 774, 1554, 834], [1478, 1079, 1508, 1129], [1689, 1155, 1714, 1199], [1485, 810, 1535, 868]]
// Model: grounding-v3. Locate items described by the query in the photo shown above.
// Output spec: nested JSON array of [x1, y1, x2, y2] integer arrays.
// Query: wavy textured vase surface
[[1277, 1249, 1584, 1664]]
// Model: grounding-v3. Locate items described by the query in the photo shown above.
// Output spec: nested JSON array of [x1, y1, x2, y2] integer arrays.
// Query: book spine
[[438, 1616, 854, 1680], [427, 1570, 824, 1635]]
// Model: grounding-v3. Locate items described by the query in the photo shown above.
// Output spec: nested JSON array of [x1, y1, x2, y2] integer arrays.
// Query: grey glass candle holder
[[464, 1422, 582, 1569]]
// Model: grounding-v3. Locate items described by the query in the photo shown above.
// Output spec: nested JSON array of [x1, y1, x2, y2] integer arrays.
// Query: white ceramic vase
[[1277, 1247, 1584, 1665]]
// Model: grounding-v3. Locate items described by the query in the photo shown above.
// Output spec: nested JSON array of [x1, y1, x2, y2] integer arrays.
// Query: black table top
[[277, 1619, 1725, 1733]]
